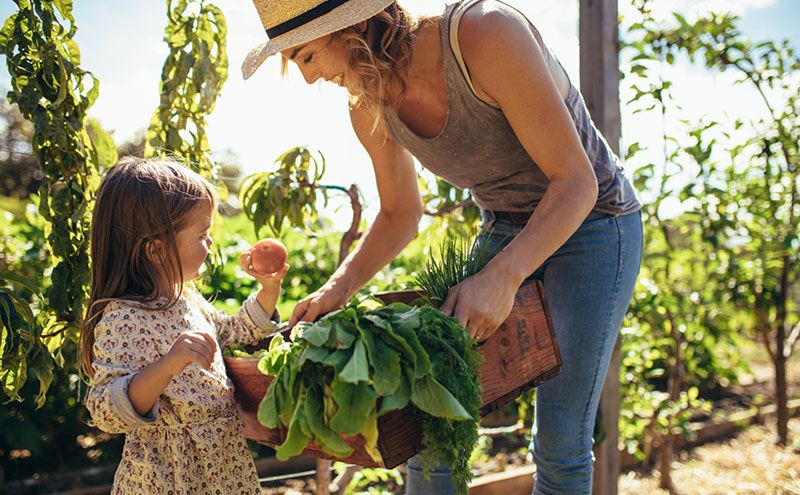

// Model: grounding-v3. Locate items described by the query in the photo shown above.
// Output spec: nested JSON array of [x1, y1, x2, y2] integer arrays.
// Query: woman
[[242, 1, 642, 493]]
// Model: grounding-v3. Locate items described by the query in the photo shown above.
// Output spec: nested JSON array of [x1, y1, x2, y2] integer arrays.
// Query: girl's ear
[[356, 20, 368, 33], [145, 239, 165, 265]]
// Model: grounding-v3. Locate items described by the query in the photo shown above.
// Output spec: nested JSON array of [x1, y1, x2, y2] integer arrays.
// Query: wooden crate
[[224, 279, 561, 468]]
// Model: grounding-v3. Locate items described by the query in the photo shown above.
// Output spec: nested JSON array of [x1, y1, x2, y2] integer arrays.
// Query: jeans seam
[[580, 216, 624, 443]]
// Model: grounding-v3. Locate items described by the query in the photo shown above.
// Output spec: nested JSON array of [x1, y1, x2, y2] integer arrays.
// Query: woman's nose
[[299, 65, 320, 85]]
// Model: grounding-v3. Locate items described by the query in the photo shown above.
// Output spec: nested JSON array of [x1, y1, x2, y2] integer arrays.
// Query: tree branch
[[338, 184, 362, 267], [786, 321, 800, 358], [424, 199, 474, 217]]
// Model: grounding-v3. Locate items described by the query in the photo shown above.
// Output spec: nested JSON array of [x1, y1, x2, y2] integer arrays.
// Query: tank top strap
[[446, 0, 570, 105]]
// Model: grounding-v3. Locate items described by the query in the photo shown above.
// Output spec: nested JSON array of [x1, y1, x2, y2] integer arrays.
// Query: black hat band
[[266, 0, 352, 39]]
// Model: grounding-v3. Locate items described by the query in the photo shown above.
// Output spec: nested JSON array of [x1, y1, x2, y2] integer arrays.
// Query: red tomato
[[248, 239, 287, 275]]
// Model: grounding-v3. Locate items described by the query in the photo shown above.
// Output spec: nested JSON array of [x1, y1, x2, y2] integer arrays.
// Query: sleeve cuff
[[243, 293, 280, 333], [110, 374, 159, 428]]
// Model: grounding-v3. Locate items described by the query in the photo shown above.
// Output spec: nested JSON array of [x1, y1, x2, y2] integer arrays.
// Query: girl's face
[[175, 201, 214, 283], [281, 35, 350, 88]]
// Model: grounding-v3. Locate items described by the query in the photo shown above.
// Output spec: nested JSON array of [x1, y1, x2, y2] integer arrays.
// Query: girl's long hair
[[79, 157, 216, 378]]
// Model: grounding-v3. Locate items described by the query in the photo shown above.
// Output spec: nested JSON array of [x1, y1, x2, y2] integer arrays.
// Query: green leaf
[[378, 370, 410, 416], [321, 348, 351, 371], [367, 336, 402, 396], [411, 375, 473, 421], [361, 410, 383, 464], [329, 377, 378, 436], [326, 319, 356, 349], [0, 14, 17, 48], [391, 321, 431, 378], [257, 379, 281, 428], [258, 342, 288, 376], [295, 319, 331, 347], [298, 345, 330, 365], [303, 383, 353, 457], [339, 339, 369, 384], [87, 118, 118, 166], [275, 388, 312, 460]]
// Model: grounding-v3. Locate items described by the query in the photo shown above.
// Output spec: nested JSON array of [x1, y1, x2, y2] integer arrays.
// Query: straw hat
[[242, 0, 396, 79]]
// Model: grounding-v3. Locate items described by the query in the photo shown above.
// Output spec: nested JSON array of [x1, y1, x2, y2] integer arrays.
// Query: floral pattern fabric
[[86, 290, 278, 495]]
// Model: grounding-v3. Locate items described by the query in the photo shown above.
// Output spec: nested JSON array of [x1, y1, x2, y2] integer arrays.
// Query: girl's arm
[[127, 331, 217, 415], [289, 107, 423, 325], [86, 304, 216, 431], [439, 2, 598, 340], [200, 262, 286, 348]]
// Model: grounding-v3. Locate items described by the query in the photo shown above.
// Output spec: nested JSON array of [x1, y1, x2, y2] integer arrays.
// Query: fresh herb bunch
[[413, 306, 483, 494], [413, 236, 494, 307], [256, 302, 482, 495]]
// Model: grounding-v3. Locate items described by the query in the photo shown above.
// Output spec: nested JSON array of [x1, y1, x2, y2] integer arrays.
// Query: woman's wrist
[[483, 250, 530, 289]]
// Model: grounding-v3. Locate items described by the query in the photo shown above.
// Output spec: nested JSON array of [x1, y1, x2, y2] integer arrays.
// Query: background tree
[[624, 5, 799, 447], [0, 97, 43, 198]]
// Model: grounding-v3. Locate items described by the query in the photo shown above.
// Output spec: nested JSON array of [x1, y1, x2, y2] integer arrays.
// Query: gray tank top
[[384, 0, 641, 216]]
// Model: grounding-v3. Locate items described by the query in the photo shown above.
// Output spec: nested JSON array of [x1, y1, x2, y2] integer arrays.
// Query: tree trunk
[[658, 437, 674, 492], [775, 322, 788, 445], [659, 312, 682, 493]]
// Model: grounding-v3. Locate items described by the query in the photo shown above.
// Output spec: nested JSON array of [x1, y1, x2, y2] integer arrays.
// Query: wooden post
[[316, 459, 332, 494], [579, 1, 622, 495]]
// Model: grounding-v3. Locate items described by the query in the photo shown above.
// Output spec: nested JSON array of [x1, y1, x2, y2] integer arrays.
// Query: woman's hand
[[439, 268, 518, 342], [289, 282, 349, 326]]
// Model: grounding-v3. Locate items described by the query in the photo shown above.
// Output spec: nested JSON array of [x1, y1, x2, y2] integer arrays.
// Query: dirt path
[[619, 418, 800, 495]]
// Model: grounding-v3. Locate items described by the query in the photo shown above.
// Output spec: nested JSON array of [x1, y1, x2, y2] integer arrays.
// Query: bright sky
[[1, 0, 798, 225]]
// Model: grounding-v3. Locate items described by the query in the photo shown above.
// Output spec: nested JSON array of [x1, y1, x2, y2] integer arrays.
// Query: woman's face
[[281, 35, 350, 88]]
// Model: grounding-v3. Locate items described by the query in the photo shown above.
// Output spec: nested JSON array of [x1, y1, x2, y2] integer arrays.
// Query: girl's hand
[[162, 331, 218, 376], [240, 252, 289, 287], [439, 269, 517, 342], [289, 282, 348, 327], [240, 252, 289, 317]]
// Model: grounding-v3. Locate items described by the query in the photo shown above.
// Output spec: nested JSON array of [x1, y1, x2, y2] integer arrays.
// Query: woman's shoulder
[[457, 0, 533, 44]]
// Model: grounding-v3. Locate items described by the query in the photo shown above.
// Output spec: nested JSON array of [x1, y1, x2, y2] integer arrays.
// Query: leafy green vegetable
[[256, 302, 482, 494], [221, 344, 270, 358]]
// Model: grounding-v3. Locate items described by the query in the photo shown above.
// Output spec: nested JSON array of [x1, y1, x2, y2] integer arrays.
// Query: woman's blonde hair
[[79, 157, 217, 378], [283, 3, 432, 129]]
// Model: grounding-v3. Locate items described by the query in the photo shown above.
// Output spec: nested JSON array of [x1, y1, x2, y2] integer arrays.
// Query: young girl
[[80, 157, 288, 495]]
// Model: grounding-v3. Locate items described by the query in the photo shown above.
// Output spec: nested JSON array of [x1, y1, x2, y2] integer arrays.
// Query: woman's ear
[[145, 239, 164, 265]]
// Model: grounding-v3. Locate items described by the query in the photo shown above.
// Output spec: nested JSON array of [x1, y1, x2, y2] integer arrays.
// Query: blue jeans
[[405, 210, 643, 495]]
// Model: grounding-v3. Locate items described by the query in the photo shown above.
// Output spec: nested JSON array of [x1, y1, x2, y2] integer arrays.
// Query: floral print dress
[[86, 289, 278, 495]]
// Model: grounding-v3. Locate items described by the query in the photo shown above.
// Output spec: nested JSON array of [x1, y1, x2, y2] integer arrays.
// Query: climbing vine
[[0, 0, 117, 405], [145, 0, 228, 181]]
